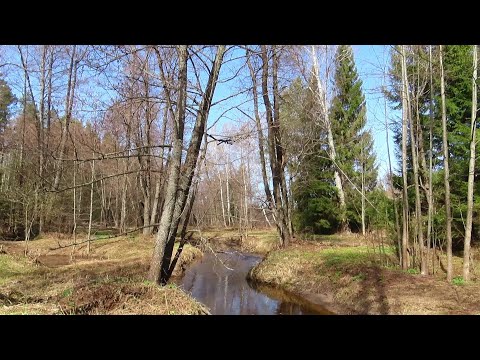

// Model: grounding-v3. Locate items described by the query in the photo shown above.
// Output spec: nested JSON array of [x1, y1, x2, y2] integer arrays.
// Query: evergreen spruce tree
[[329, 45, 377, 231]]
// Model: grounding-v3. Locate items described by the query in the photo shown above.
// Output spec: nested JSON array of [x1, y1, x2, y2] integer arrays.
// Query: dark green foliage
[[388, 45, 480, 248], [281, 77, 342, 234], [0, 78, 16, 133], [284, 46, 378, 235], [330, 45, 378, 231]]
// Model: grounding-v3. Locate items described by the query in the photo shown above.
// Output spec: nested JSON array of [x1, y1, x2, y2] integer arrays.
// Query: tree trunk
[[463, 45, 477, 282], [87, 155, 95, 255], [148, 45, 188, 284], [159, 45, 226, 284], [226, 155, 232, 227], [272, 47, 292, 239], [400, 45, 410, 270], [149, 106, 168, 229], [260, 45, 289, 246], [149, 45, 226, 285], [219, 171, 227, 227], [53, 45, 77, 191], [361, 146, 366, 236], [439, 45, 453, 283], [405, 54, 426, 275], [310, 45, 348, 233], [246, 49, 274, 209], [427, 45, 435, 274], [71, 160, 77, 260]]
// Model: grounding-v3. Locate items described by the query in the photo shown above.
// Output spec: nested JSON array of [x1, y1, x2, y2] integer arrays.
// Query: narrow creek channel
[[179, 250, 333, 315]]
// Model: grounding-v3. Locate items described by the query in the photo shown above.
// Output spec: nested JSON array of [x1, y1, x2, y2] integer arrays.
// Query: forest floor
[[0, 234, 207, 314], [3, 228, 478, 315], [249, 232, 480, 314]]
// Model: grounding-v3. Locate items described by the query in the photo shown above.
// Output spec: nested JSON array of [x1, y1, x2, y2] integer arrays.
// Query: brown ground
[[0, 235, 206, 315], [249, 235, 480, 315]]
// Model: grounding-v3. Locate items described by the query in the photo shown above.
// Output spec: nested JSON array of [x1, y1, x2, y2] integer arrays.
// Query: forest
[[0, 45, 479, 315]]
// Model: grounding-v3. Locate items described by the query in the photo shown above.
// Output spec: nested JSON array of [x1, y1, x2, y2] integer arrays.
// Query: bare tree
[[53, 45, 78, 191], [148, 45, 226, 285]]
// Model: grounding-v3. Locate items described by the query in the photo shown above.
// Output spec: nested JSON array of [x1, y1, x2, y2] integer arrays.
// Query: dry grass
[[250, 235, 480, 315], [0, 234, 204, 315], [191, 228, 279, 254], [241, 229, 279, 254]]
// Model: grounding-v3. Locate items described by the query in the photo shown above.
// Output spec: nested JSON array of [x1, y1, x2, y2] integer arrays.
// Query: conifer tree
[[330, 45, 377, 232]]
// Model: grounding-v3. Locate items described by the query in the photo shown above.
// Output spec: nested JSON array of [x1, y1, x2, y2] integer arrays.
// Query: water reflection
[[180, 251, 331, 315]]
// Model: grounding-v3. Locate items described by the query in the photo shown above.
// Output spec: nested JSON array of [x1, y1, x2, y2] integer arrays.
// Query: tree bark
[[148, 45, 188, 284], [150, 106, 169, 229], [149, 45, 226, 285], [400, 45, 410, 270], [405, 51, 426, 275], [87, 155, 95, 255], [463, 45, 477, 282], [427, 45, 435, 274], [226, 154, 231, 227], [361, 144, 366, 236], [246, 49, 273, 209], [219, 170, 227, 228], [53, 45, 77, 191], [260, 45, 289, 246], [160, 45, 226, 284], [272, 47, 293, 239], [310, 45, 348, 233], [439, 45, 453, 283]]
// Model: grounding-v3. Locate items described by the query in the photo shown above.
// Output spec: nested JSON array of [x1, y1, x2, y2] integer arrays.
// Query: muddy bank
[[248, 242, 480, 315]]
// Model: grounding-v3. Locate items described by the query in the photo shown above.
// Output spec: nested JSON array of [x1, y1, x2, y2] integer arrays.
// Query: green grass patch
[[95, 234, 111, 240], [406, 268, 420, 275], [0, 254, 33, 286], [352, 273, 366, 281], [452, 276, 465, 286], [61, 288, 73, 298], [320, 247, 372, 268], [303, 234, 348, 242]]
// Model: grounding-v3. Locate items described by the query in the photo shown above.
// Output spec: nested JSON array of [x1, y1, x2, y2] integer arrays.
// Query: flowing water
[[180, 250, 332, 315]]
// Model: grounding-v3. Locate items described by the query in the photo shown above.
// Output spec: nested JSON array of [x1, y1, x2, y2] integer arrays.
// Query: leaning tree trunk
[[160, 45, 226, 284], [148, 45, 226, 285], [463, 44, 477, 282], [148, 45, 188, 284], [439, 45, 453, 283]]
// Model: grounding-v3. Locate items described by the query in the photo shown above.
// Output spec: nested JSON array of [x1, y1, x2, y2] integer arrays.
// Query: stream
[[179, 250, 332, 315]]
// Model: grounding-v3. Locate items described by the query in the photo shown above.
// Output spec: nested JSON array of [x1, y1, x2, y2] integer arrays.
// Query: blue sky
[[208, 45, 399, 181], [353, 45, 399, 178], [2, 45, 399, 180]]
